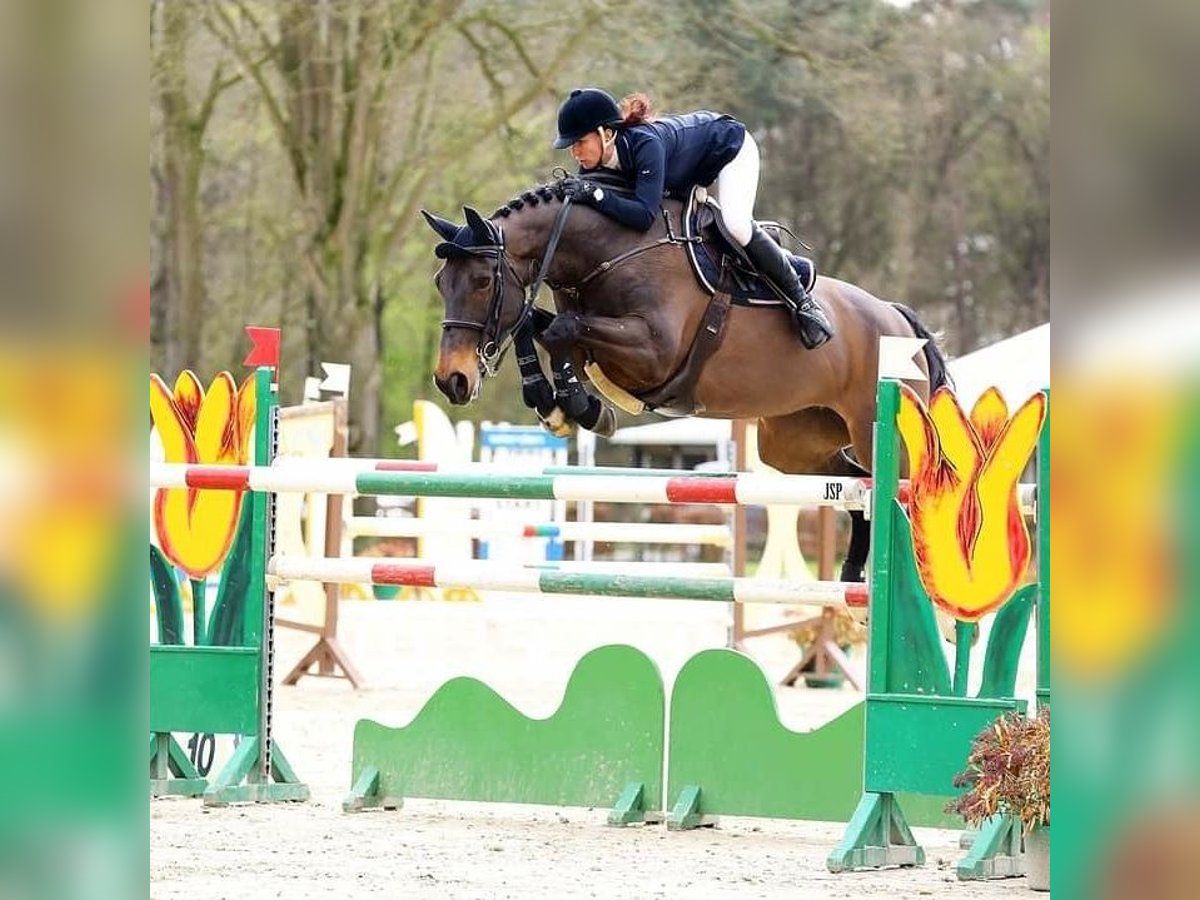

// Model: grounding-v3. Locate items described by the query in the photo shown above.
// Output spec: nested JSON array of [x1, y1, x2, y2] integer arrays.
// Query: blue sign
[[479, 426, 568, 450]]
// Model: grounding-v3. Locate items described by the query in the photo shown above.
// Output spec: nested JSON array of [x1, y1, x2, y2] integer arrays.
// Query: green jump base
[[827, 792, 924, 872], [956, 814, 1025, 880], [202, 737, 310, 807], [148, 732, 310, 806], [149, 733, 207, 798]]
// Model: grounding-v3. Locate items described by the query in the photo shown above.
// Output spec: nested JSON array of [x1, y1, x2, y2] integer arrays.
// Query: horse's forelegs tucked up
[[514, 323, 556, 419], [512, 321, 576, 437], [540, 310, 669, 393], [549, 350, 615, 436], [535, 311, 618, 437]]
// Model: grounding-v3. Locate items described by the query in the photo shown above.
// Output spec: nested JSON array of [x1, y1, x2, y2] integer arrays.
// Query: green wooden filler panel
[[665, 649, 959, 830], [344, 644, 665, 822], [149, 647, 260, 737]]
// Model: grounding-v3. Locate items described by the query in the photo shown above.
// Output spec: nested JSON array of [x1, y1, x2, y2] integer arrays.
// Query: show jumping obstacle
[[344, 406, 737, 591], [150, 461, 1036, 513], [149, 367, 309, 805], [149, 363, 1047, 879], [340, 378, 1048, 880], [344, 516, 734, 548], [267, 555, 868, 608]]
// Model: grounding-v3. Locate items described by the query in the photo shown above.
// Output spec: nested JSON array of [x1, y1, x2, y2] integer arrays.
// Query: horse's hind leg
[[756, 408, 874, 583], [793, 443, 873, 582], [756, 408, 854, 476], [829, 403, 884, 583], [829, 452, 871, 584]]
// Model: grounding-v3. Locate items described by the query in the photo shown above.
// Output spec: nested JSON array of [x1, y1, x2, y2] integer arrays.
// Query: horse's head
[[422, 206, 528, 405]]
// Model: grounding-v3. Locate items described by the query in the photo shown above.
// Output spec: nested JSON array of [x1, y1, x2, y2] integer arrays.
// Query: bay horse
[[421, 180, 949, 581]]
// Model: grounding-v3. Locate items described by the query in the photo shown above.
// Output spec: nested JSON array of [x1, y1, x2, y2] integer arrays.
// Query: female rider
[[552, 87, 832, 349]]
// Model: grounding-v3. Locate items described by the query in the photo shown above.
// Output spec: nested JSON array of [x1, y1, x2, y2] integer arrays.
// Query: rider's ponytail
[[619, 93, 656, 126]]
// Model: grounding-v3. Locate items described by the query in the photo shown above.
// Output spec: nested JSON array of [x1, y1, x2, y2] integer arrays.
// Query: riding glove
[[561, 177, 605, 206]]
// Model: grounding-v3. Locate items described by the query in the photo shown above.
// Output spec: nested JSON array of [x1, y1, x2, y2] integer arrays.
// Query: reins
[[443, 198, 699, 377], [576, 210, 700, 288]]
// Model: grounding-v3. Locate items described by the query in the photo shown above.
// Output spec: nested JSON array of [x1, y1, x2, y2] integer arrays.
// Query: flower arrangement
[[949, 707, 1050, 832]]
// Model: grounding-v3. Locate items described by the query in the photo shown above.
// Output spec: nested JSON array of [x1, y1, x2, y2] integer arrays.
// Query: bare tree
[[151, 0, 241, 376], [201, 0, 621, 452]]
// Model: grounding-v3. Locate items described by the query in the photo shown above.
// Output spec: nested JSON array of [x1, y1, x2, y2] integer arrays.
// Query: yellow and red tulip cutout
[[896, 384, 1046, 622], [150, 371, 256, 579]]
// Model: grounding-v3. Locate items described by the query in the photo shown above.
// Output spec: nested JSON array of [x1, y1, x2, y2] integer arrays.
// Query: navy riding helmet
[[552, 88, 623, 149]]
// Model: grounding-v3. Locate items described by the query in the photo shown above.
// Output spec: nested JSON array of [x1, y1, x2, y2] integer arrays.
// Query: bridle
[[440, 200, 575, 377], [439, 194, 700, 377]]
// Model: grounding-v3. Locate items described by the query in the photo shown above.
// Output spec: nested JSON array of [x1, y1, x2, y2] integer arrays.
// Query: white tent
[[947, 324, 1050, 408]]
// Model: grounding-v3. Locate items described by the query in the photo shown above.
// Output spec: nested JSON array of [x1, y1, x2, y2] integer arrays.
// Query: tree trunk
[[306, 277, 381, 457], [153, 1, 208, 377]]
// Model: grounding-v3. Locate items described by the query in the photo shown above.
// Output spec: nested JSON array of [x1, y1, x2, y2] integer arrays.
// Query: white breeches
[[710, 131, 759, 247]]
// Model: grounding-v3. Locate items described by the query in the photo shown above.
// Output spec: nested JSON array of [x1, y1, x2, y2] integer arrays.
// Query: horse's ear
[[462, 206, 491, 239], [421, 209, 461, 243]]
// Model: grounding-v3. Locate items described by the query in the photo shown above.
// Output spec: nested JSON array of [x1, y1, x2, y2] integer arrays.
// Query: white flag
[[878, 336, 928, 381], [394, 421, 418, 447], [319, 362, 352, 395]]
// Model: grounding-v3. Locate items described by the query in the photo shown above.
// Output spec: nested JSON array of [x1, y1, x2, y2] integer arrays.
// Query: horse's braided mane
[[491, 182, 568, 218]]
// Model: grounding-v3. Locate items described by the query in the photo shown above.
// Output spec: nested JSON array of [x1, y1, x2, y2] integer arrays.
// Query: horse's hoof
[[540, 408, 575, 438], [839, 566, 865, 583], [591, 404, 617, 438]]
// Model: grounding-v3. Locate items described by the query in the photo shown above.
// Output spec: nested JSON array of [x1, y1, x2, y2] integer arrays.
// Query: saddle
[[681, 187, 817, 305], [560, 172, 818, 417]]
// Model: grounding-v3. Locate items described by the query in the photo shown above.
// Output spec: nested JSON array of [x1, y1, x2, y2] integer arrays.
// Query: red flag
[[243, 326, 281, 369]]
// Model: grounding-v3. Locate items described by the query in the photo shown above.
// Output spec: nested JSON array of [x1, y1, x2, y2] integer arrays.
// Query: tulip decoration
[[896, 383, 1046, 693], [150, 370, 256, 644]]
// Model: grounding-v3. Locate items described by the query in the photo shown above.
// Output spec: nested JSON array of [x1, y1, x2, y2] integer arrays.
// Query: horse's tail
[[890, 302, 953, 392]]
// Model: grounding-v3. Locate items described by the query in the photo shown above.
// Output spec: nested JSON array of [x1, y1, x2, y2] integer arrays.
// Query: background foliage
[[151, 0, 1049, 454]]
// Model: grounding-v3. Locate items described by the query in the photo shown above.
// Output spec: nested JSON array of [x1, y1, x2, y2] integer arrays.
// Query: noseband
[[440, 200, 576, 377]]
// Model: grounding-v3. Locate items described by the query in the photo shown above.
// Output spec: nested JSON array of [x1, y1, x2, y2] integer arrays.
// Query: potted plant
[[949, 707, 1051, 890]]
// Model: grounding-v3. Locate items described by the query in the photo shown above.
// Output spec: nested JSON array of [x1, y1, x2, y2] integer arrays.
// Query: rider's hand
[[562, 177, 605, 206]]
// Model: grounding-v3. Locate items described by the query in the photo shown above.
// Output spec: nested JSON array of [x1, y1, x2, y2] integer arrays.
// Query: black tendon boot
[[743, 225, 834, 349], [552, 358, 617, 437]]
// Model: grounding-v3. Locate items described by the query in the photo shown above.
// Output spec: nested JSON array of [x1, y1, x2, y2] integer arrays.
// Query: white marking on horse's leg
[[541, 407, 574, 438]]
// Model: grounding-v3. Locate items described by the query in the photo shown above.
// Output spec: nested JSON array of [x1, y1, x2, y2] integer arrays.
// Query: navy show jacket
[[583, 111, 747, 232]]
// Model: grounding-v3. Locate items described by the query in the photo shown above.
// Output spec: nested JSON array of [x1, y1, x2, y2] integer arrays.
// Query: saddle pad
[[692, 239, 816, 306], [681, 191, 817, 306]]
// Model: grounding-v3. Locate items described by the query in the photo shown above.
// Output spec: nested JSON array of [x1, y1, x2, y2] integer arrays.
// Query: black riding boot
[[743, 226, 834, 349]]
